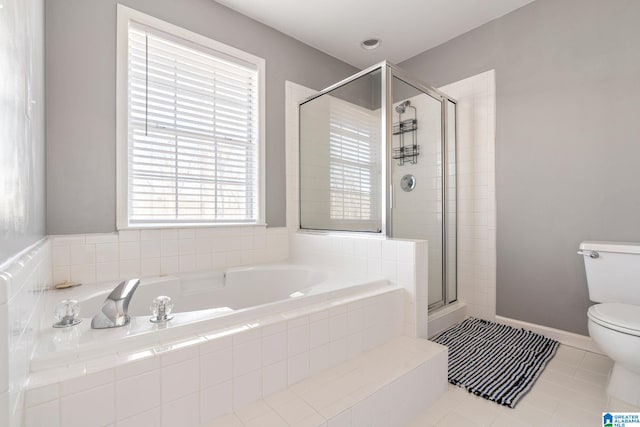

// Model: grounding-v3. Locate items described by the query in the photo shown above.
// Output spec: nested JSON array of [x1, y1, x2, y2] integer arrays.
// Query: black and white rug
[[431, 317, 559, 408]]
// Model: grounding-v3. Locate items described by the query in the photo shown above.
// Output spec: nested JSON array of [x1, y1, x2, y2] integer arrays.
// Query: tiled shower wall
[[439, 70, 497, 320], [49, 226, 288, 286], [0, 239, 52, 426]]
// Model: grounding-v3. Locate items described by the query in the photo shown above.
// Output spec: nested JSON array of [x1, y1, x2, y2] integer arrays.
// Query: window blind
[[328, 99, 379, 221], [127, 22, 259, 224]]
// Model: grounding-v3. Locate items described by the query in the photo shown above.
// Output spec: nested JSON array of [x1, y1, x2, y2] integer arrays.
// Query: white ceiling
[[215, 0, 535, 69]]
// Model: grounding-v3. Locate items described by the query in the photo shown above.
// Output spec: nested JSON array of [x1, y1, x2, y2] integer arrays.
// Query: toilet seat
[[588, 303, 640, 337]]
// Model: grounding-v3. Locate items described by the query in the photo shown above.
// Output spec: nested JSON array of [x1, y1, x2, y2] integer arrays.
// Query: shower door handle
[[389, 184, 395, 209]]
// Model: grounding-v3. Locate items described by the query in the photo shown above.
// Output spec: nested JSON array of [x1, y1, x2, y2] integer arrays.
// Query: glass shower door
[[390, 76, 456, 309]]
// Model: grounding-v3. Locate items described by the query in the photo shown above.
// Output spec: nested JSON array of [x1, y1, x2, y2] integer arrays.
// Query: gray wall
[[45, 0, 357, 234], [400, 0, 640, 335], [0, 0, 46, 264]]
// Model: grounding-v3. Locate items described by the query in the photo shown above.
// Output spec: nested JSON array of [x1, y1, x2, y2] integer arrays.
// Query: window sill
[[116, 222, 268, 231]]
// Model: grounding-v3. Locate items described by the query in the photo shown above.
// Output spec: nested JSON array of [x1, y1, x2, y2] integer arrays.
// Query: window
[[116, 6, 265, 228], [328, 98, 379, 223]]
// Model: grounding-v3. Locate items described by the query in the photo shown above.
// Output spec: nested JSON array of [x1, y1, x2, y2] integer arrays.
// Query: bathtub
[[77, 265, 330, 318], [31, 263, 398, 374]]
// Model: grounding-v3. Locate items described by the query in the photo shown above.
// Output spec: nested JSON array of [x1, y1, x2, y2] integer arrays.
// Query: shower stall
[[298, 61, 457, 310]]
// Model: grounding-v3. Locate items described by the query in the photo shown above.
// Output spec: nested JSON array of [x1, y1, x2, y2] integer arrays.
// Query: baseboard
[[495, 315, 604, 355]]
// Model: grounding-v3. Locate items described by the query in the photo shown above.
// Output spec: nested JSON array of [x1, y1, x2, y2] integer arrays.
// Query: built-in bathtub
[[78, 264, 330, 319], [32, 264, 395, 372], [24, 262, 405, 425]]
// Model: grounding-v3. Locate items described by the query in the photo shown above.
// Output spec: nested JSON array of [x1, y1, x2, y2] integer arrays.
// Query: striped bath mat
[[431, 317, 559, 408]]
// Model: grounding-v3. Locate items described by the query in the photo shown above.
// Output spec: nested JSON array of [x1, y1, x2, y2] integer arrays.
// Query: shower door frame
[[385, 63, 458, 310]]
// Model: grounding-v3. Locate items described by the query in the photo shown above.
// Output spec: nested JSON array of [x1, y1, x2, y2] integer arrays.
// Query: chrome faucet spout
[[91, 279, 140, 329]]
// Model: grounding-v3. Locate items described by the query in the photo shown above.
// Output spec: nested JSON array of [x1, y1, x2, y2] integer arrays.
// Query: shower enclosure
[[299, 61, 457, 310]]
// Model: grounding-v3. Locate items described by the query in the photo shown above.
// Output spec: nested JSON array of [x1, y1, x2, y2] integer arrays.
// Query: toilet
[[580, 241, 640, 406]]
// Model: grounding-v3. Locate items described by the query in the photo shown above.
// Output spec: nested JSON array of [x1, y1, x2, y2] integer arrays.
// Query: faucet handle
[[53, 299, 82, 328], [150, 296, 174, 323]]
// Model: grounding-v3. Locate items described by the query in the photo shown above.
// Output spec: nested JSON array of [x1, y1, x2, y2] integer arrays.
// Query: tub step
[[203, 336, 448, 427]]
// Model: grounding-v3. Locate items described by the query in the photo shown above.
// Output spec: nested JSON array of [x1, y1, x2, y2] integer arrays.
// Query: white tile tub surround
[[49, 226, 288, 286], [439, 70, 497, 321], [0, 239, 52, 427], [23, 287, 403, 427], [290, 233, 429, 339]]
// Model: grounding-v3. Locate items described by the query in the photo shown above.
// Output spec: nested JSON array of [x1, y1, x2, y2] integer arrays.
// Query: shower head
[[395, 100, 411, 114]]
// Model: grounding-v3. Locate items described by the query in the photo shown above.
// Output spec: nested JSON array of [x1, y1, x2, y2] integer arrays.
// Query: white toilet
[[580, 241, 640, 406]]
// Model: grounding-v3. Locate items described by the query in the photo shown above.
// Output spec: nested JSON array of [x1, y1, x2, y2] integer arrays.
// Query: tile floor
[[410, 344, 640, 427]]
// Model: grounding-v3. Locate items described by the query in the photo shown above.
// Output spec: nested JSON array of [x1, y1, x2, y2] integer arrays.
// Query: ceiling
[[215, 0, 536, 69]]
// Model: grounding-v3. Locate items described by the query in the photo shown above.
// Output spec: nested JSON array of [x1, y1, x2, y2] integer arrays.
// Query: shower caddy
[[392, 100, 419, 165]]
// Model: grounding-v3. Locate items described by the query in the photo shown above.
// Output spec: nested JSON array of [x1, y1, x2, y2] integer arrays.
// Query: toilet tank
[[580, 241, 640, 305]]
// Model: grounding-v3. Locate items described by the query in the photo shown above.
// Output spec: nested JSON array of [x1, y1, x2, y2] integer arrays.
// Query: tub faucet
[[91, 279, 140, 329]]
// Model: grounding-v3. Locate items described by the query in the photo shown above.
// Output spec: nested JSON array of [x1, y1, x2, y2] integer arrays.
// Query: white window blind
[[328, 99, 379, 221], [126, 21, 260, 225]]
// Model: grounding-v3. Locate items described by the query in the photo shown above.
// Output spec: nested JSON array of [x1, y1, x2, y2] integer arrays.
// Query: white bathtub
[[31, 263, 396, 373], [79, 265, 329, 317]]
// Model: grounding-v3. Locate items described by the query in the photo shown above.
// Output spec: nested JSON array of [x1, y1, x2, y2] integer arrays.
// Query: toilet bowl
[[580, 241, 640, 407], [587, 303, 640, 406]]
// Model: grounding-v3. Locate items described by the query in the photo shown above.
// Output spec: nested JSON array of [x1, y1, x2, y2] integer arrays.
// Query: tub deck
[[31, 267, 398, 377]]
